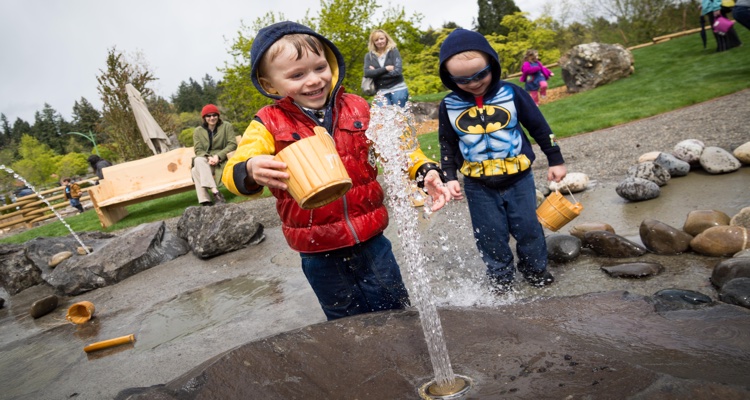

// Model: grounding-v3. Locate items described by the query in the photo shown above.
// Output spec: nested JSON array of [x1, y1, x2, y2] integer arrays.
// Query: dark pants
[[734, 6, 750, 32], [707, 11, 742, 52], [300, 234, 410, 320], [463, 173, 548, 285], [69, 198, 84, 213]]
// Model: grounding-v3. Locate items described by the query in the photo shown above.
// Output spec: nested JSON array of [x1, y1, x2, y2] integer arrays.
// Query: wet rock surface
[[121, 292, 750, 400]]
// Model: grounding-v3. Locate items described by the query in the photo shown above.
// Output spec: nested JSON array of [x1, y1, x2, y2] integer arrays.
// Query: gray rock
[[46, 222, 190, 296], [719, 277, 750, 309], [177, 204, 265, 259], [615, 177, 660, 201], [410, 102, 439, 122], [559, 42, 634, 93], [653, 152, 690, 177], [545, 234, 582, 263], [601, 262, 664, 278], [651, 289, 713, 312], [683, 209, 731, 236], [30, 294, 58, 319], [735, 249, 750, 258], [710, 257, 750, 288], [0, 248, 43, 295], [568, 222, 615, 240], [730, 206, 750, 229], [672, 139, 704, 164], [699, 146, 742, 174], [733, 141, 750, 164], [627, 162, 670, 186], [582, 231, 649, 257], [639, 219, 693, 255]]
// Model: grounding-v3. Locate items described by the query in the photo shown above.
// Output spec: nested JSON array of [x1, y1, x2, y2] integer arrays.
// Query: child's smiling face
[[259, 41, 333, 110]]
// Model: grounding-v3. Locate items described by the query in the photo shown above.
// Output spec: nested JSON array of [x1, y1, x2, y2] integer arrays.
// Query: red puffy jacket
[[229, 92, 387, 253]]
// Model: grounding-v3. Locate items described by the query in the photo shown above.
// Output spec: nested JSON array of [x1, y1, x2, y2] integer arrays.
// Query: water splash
[[1, 164, 90, 254], [365, 101, 455, 387]]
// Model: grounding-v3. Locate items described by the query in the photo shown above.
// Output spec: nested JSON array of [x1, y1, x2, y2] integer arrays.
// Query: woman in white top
[[363, 29, 409, 107]]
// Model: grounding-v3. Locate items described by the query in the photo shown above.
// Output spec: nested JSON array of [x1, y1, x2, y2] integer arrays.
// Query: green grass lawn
[[3, 29, 749, 244]]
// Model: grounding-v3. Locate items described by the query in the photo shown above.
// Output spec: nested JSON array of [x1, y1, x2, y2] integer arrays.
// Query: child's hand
[[423, 170, 452, 211], [247, 155, 289, 190], [547, 164, 567, 183], [446, 180, 464, 201]]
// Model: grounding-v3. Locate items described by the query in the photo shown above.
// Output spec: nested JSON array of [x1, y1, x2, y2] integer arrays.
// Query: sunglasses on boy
[[205, 114, 219, 118], [449, 64, 491, 85]]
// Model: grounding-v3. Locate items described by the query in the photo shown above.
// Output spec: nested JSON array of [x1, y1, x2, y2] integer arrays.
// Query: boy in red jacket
[[223, 21, 451, 320]]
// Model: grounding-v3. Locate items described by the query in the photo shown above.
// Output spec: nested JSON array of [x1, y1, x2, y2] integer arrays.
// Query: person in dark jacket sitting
[[363, 29, 409, 107], [87, 155, 113, 184]]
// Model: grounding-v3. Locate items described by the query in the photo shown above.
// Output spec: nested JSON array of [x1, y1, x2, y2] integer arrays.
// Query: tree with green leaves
[[476, 0, 521, 36], [30, 104, 68, 154], [70, 97, 102, 140], [219, 0, 423, 131], [97, 48, 173, 161], [0, 114, 10, 149], [56, 152, 90, 179], [10, 135, 62, 187], [492, 13, 560, 76]]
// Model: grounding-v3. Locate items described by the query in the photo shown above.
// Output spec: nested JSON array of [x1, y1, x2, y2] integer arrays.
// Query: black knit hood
[[438, 29, 502, 95]]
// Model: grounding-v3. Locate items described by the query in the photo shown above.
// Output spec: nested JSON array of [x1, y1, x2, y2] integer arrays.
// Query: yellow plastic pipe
[[83, 334, 135, 353]]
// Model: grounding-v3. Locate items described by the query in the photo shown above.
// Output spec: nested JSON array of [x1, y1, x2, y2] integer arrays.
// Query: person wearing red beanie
[[201, 104, 220, 118], [191, 104, 237, 206]]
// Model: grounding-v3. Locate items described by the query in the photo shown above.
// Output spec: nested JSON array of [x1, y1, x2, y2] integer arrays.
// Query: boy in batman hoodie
[[438, 29, 567, 292]]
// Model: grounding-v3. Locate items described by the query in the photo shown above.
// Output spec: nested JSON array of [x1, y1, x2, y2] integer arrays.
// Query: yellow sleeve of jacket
[[221, 120, 276, 196], [402, 128, 440, 183]]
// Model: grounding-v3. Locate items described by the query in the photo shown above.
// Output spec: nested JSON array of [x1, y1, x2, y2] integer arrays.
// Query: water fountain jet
[[1, 164, 90, 254], [365, 100, 472, 397]]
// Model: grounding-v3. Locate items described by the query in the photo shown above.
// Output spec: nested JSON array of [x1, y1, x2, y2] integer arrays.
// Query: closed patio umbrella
[[125, 83, 169, 155]]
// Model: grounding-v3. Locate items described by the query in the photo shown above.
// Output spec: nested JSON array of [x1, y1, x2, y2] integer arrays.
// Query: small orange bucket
[[274, 127, 352, 209], [537, 189, 583, 232], [66, 301, 95, 324]]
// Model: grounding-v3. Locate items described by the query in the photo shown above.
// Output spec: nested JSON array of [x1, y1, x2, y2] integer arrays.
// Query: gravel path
[[531, 88, 750, 185]]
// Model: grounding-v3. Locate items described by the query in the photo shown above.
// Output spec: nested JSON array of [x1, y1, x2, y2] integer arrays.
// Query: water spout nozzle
[[419, 375, 472, 399]]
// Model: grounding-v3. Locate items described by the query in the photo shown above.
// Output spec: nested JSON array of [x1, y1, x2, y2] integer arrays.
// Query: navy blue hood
[[438, 29, 502, 95], [250, 21, 346, 100]]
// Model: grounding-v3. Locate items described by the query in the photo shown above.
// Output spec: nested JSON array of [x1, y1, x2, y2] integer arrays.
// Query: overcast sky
[[0, 0, 547, 125]]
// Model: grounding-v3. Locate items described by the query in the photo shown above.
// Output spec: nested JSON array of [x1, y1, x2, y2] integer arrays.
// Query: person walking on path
[[519, 49, 553, 105], [363, 29, 409, 107], [62, 178, 84, 214], [192, 104, 237, 206]]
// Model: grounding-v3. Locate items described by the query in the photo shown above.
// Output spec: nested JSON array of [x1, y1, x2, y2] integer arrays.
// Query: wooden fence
[[0, 178, 99, 231]]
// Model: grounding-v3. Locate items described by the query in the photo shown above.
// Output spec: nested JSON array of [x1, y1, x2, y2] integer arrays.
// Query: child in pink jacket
[[520, 49, 553, 105]]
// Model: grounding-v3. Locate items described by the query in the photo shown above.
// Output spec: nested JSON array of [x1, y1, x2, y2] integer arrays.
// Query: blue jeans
[[300, 234, 410, 320], [376, 88, 409, 108], [463, 173, 548, 284]]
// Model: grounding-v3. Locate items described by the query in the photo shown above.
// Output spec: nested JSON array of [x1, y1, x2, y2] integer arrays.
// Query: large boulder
[[0, 244, 43, 295], [46, 222, 190, 296], [559, 43, 634, 93], [177, 204, 266, 259]]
